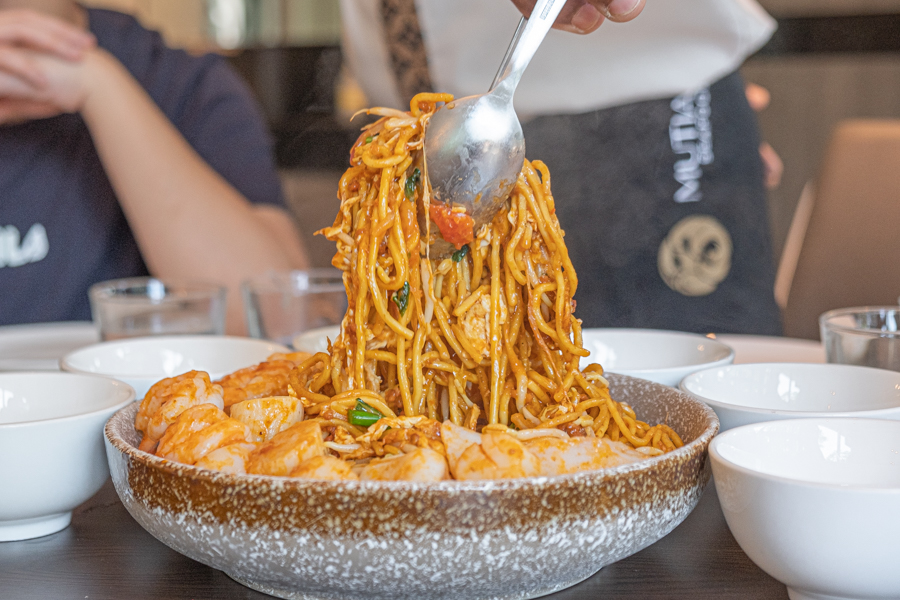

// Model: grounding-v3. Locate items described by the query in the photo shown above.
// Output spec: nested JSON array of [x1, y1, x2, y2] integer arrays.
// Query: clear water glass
[[89, 277, 227, 341], [820, 306, 900, 372], [242, 269, 346, 347]]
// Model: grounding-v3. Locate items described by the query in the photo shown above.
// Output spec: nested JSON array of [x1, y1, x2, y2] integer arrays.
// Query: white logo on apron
[[669, 89, 713, 203], [0, 223, 49, 268]]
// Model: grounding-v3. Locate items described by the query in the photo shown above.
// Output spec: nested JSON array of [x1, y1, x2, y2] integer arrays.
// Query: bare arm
[[78, 49, 308, 332], [0, 13, 309, 333]]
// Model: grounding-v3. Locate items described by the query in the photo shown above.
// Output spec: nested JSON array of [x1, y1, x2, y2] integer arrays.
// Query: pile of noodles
[[289, 92, 682, 454]]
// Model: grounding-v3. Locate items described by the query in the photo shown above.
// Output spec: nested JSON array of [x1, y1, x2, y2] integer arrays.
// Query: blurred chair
[[778, 119, 900, 340]]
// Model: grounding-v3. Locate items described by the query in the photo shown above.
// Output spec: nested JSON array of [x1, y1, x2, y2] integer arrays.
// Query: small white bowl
[[292, 325, 340, 354], [60, 336, 290, 399], [0, 372, 135, 541], [710, 418, 900, 600], [294, 327, 734, 388], [579, 328, 734, 386], [680, 363, 900, 432]]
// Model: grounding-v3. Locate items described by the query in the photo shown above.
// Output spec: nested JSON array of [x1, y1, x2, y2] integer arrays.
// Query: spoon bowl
[[424, 90, 525, 257], [423, 0, 565, 257]]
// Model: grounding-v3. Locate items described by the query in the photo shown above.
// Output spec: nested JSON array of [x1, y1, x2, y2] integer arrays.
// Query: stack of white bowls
[[0, 335, 289, 542], [680, 359, 900, 599]]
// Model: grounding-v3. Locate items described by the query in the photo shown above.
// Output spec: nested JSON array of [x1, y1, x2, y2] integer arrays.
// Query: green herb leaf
[[354, 399, 380, 415], [348, 400, 383, 427], [348, 409, 381, 427], [451, 244, 470, 262], [404, 167, 421, 199], [392, 281, 410, 315]]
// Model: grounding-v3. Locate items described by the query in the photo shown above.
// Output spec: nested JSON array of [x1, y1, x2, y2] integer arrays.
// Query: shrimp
[[358, 447, 449, 482], [246, 420, 326, 476], [157, 416, 251, 466], [195, 442, 258, 474], [441, 421, 540, 480], [229, 396, 303, 442], [441, 420, 482, 474], [523, 436, 647, 477], [135, 370, 225, 453], [215, 360, 295, 409], [155, 403, 228, 458], [290, 455, 360, 481], [266, 351, 311, 365]]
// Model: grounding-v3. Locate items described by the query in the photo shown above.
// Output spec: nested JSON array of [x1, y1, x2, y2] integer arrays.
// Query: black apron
[[522, 71, 782, 335]]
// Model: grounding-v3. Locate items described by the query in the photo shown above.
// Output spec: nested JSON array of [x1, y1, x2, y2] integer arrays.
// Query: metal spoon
[[424, 0, 566, 256]]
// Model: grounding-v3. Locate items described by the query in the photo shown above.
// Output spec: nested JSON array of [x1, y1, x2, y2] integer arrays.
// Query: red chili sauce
[[429, 203, 475, 249]]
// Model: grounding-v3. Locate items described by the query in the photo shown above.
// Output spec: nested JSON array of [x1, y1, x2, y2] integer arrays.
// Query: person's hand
[[0, 9, 97, 125], [0, 47, 95, 124], [0, 9, 94, 84], [509, 0, 645, 34], [745, 82, 783, 190]]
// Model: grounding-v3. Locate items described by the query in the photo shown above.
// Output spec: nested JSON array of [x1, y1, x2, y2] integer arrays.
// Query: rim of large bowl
[[710, 417, 900, 493], [681, 362, 900, 418], [61, 335, 291, 379], [105, 375, 719, 493], [0, 371, 135, 429], [819, 305, 900, 337]]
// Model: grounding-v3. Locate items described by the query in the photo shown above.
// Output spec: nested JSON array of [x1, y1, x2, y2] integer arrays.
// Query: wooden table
[[0, 477, 788, 600]]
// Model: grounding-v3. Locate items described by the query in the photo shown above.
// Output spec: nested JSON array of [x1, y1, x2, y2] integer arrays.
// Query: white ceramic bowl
[[292, 324, 340, 353], [60, 335, 290, 399], [294, 326, 734, 388], [680, 363, 900, 432], [0, 372, 135, 541], [710, 418, 900, 600], [579, 329, 734, 385]]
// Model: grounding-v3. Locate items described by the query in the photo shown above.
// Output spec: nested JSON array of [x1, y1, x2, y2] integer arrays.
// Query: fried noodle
[[289, 93, 682, 455]]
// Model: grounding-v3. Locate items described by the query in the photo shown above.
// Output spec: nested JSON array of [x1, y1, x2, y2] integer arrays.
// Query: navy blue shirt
[[0, 9, 284, 325]]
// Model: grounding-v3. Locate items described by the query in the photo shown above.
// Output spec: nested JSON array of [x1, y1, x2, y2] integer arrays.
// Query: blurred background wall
[[750, 0, 900, 262], [81, 0, 900, 270]]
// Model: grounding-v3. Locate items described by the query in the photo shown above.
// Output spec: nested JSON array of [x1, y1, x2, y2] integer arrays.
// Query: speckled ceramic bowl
[[104, 375, 718, 600]]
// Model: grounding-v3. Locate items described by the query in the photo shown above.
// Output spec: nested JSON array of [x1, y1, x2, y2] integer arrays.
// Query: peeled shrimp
[[441, 421, 540, 480], [155, 403, 228, 458], [441, 421, 482, 473], [229, 396, 303, 442], [156, 412, 251, 466], [246, 420, 325, 476], [215, 360, 296, 409], [523, 436, 647, 476], [358, 447, 449, 482], [195, 442, 258, 474], [290, 455, 360, 481], [135, 371, 225, 453], [266, 351, 311, 365]]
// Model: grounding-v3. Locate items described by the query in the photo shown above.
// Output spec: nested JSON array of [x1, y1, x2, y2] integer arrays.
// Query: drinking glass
[[242, 269, 346, 347], [820, 306, 900, 372], [89, 277, 227, 341]]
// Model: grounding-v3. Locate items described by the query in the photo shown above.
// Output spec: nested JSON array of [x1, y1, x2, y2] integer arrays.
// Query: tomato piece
[[429, 203, 475, 249]]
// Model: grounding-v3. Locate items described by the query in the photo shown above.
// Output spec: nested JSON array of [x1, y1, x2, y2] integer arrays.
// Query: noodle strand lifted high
[[290, 93, 682, 454]]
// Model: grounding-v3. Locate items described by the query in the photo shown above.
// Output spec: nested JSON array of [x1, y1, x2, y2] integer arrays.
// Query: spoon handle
[[493, 0, 566, 96], [490, 16, 526, 92]]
